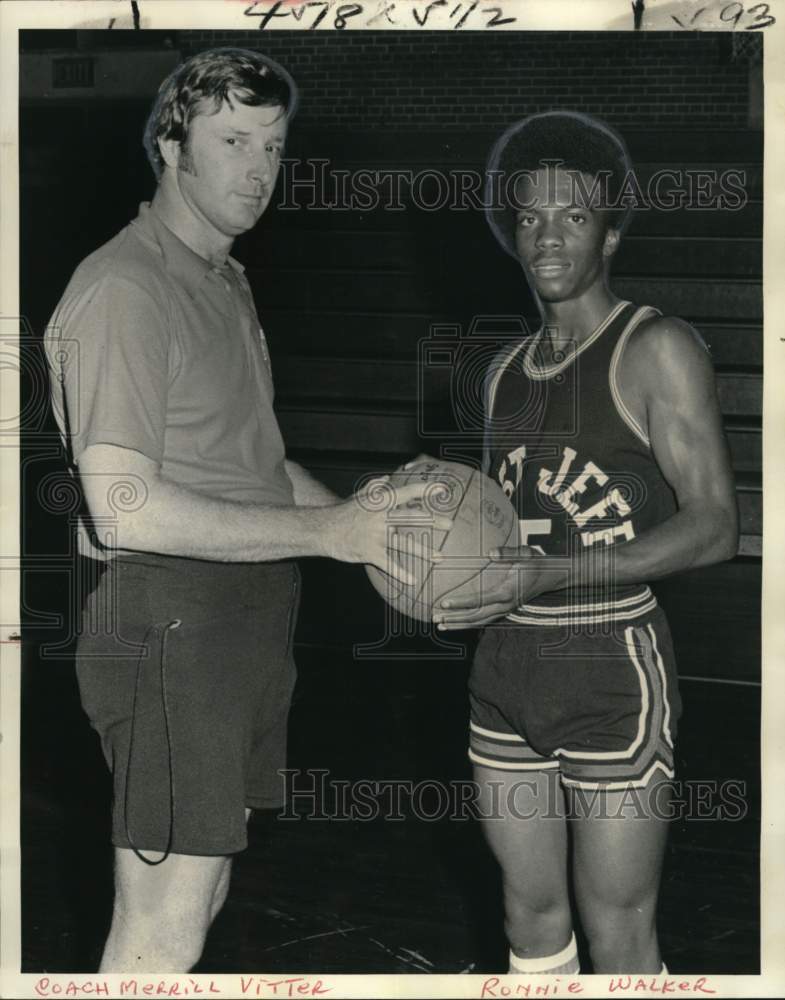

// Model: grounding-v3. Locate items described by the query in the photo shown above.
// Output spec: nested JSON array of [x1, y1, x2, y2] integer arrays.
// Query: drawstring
[[124, 617, 181, 865]]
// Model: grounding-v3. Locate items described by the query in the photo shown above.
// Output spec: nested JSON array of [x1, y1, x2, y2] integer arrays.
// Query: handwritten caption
[[243, 0, 517, 31], [30, 973, 720, 998], [480, 975, 717, 996], [32, 978, 330, 998], [239, 0, 775, 32], [670, 2, 775, 30]]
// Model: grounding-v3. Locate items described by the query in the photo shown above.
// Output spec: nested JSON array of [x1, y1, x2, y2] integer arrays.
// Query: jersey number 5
[[518, 519, 551, 557]]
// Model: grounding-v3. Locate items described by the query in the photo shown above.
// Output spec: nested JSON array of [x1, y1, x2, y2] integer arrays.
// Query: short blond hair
[[143, 47, 298, 180]]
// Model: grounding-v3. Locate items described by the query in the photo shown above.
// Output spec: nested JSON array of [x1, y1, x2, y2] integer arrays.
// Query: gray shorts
[[76, 553, 300, 856]]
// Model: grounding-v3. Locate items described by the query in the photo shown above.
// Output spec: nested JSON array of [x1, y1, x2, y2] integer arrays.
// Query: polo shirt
[[45, 201, 294, 558]]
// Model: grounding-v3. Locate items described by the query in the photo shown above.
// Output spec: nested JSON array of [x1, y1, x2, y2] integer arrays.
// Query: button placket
[[236, 276, 272, 374]]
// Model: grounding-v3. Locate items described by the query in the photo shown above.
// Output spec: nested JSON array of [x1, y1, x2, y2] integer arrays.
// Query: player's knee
[[504, 890, 572, 954], [504, 877, 568, 919], [584, 906, 657, 970]]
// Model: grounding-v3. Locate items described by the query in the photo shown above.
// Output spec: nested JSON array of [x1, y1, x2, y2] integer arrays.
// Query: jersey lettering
[[518, 518, 552, 556], [553, 461, 607, 516], [498, 444, 527, 498], [537, 446, 577, 496], [580, 520, 636, 547], [499, 442, 636, 553], [573, 486, 631, 529]]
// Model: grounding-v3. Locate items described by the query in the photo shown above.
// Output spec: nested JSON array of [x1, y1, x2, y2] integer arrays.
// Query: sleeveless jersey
[[485, 301, 677, 627]]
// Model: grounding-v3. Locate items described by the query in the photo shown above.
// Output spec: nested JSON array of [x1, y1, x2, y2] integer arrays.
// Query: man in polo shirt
[[44, 48, 447, 973]]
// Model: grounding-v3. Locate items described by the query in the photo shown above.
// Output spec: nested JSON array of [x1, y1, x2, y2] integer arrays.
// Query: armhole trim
[[609, 305, 662, 449]]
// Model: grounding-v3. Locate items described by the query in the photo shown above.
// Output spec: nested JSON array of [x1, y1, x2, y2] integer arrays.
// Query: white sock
[[661, 963, 669, 974], [509, 933, 580, 974]]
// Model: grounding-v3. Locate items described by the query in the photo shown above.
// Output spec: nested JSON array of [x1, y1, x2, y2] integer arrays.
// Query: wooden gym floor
[[20, 643, 759, 975]]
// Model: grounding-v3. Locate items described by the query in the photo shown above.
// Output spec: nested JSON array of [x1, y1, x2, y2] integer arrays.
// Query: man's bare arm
[[78, 444, 450, 582], [284, 459, 341, 507]]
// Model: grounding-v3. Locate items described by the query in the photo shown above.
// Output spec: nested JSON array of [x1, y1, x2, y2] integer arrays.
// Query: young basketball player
[[430, 112, 738, 973]]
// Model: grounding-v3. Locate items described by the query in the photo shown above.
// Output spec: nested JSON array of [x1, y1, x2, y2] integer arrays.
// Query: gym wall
[[19, 30, 761, 688]]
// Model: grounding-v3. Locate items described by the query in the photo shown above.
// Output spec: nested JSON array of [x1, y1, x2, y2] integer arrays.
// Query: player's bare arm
[[589, 313, 739, 576], [78, 443, 450, 584], [435, 316, 738, 628]]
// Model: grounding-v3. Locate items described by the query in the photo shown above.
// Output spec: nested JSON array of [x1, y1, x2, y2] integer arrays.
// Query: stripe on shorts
[[468, 722, 559, 771], [556, 622, 675, 788], [561, 758, 674, 791], [508, 587, 657, 627]]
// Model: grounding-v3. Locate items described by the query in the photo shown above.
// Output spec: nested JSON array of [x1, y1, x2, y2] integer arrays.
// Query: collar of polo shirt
[[133, 201, 246, 300]]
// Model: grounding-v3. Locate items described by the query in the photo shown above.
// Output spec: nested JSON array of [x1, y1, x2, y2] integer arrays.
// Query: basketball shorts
[[76, 553, 300, 856], [468, 605, 682, 790]]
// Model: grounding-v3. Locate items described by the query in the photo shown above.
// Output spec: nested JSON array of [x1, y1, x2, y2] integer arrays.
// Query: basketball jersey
[[485, 301, 677, 626]]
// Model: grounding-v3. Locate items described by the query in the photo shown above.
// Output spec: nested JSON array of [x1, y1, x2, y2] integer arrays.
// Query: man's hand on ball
[[432, 546, 566, 630], [325, 475, 453, 587], [403, 453, 442, 472]]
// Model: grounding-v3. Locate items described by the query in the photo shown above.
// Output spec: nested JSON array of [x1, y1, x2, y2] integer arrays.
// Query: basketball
[[366, 459, 517, 622]]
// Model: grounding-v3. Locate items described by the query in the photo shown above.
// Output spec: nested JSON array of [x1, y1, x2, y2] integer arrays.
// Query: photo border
[[2, 2, 783, 997]]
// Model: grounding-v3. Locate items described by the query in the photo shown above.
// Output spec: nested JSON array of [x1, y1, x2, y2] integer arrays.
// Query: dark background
[[19, 29, 762, 974]]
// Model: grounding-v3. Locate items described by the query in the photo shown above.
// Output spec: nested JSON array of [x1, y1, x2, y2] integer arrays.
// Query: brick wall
[[177, 30, 750, 128]]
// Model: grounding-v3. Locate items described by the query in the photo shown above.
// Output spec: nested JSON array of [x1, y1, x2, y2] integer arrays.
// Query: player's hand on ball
[[366, 460, 518, 621], [432, 545, 550, 630], [326, 475, 454, 587]]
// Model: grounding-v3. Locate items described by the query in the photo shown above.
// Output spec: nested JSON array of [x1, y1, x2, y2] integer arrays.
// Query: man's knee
[[209, 864, 232, 923], [153, 919, 208, 972], [110, 890, 213, 969], [111, 851, 232, 963]]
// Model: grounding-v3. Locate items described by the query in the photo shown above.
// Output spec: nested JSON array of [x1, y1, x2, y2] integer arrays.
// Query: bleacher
[[244, 127, 762, 683]]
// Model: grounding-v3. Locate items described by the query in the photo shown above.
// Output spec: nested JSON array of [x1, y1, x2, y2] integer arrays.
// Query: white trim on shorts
[[560, 758, 675, 791], [553, 625, 649, 760]]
